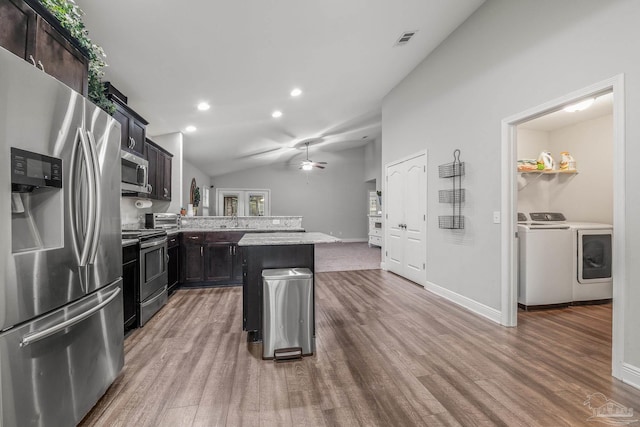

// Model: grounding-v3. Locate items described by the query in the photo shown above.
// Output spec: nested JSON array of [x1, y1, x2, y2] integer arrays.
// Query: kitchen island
[[238, 232, 339, 341]]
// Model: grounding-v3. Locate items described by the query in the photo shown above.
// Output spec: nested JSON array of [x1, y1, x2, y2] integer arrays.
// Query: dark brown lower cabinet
[[122, 244, 139, 332], [242, 244, 315, 339], [180, 232, 244, 287], [167, 234, 179, 295]]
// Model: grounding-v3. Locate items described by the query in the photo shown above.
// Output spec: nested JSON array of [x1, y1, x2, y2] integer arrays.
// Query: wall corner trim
[[424, 281, 502, 325]]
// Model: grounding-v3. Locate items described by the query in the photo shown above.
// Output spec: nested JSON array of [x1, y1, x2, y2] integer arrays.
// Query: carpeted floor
[[314, 242, 381, 272]]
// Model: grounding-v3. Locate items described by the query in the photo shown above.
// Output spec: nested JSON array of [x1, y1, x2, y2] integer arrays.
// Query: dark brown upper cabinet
[[0, 0, 89, 95], [145, 138, 173, 201], [111, 99, 148, 156]]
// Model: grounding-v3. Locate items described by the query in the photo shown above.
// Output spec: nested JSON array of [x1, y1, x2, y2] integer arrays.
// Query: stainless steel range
[[122, 229, 169, 325]]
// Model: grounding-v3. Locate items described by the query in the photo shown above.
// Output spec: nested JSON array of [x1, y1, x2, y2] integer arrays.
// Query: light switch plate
[[493, 211, 501, 224]]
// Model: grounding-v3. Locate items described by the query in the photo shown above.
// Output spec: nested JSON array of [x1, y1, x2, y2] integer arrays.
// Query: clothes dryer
[[566, 222, 613, 303]]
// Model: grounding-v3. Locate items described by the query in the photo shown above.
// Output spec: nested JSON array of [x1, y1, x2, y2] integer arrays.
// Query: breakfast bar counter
[[239, 232, 338, 341]]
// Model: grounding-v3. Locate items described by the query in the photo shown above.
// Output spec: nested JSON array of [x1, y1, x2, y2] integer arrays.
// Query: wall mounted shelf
[[518, 169, 579, 190], [438, 149, 465, 229]]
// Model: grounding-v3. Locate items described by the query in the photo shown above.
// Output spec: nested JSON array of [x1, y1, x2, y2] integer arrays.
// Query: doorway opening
[[501, 75, 626, 379]]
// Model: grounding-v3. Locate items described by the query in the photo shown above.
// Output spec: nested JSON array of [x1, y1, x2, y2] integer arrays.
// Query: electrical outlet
[[493, 211, 501, 224], [272, 219, 280, 224]]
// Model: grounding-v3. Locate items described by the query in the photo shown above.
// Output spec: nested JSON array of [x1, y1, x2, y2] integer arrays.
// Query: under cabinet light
[[563, 98, 595, 112]]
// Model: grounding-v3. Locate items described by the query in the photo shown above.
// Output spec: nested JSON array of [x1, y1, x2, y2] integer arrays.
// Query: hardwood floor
[[80, 270, 640, 426]]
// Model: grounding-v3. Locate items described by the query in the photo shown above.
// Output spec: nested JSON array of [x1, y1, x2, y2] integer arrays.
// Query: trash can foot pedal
[[274, 347, 303, 362]]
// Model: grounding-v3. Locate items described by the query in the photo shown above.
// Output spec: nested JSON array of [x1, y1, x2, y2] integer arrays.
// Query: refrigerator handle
[[78, 129, 97, 268], [20, 287, 121, 347], [86, 130, 102, 265]]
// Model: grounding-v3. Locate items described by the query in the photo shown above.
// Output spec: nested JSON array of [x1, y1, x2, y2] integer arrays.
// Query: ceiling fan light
[[302, 163, 313, 171]]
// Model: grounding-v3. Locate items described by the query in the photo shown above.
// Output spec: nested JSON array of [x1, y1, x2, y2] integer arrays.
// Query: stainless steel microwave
[[121, 150, 150, 194]]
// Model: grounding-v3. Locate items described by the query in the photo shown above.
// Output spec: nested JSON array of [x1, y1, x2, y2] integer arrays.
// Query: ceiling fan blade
[[315, 165, 326, 169], [315, 161, 327, 165]]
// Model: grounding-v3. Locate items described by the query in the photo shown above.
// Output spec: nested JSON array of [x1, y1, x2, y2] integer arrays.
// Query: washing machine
[[566, 222, 613, 303], [517, 212, 573, 309]]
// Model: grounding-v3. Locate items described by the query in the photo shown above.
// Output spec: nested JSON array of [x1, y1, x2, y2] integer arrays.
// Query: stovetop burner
[[121, 229, 167, 242]]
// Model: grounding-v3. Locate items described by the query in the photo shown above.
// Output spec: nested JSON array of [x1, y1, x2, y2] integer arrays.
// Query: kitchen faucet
[[232, 214, 238, 228]]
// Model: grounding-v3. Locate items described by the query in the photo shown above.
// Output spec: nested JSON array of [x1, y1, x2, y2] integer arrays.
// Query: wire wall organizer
[[438, 149, 465, 229]]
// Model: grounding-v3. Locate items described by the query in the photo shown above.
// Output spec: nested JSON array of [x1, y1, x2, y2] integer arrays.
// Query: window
[[216, 188, 270, 216]]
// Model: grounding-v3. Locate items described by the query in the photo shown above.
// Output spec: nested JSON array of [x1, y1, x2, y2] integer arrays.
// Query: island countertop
[[238, 231, 339, 246]]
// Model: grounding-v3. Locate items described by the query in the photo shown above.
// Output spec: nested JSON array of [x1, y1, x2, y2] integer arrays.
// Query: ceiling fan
[[299, 141, 327, 171]]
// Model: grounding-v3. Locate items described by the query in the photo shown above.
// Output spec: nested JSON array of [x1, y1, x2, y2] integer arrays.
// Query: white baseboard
[[425, 280, 502, 324], [622, 363, 640, 390]]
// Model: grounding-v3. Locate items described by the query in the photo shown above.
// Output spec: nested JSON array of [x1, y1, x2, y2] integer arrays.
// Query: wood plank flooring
[[79, 270, 640, 426]]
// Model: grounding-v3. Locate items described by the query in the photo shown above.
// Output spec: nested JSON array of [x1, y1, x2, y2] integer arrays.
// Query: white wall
[[516, 128, 551, 216], [212, 146, 370, 240], [517, 115, 613, 224], [381, 0, 640, 370], [183, 159, 212, 216], [549, 115, 613, 223]]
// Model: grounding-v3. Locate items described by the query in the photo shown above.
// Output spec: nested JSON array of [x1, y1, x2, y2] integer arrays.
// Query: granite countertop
[[179, 227, 305, 233], [122, 227, 305, 246], [238, 232, 340, 246]]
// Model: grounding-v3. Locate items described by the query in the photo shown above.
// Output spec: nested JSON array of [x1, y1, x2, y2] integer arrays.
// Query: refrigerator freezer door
[[0, 279, 124, 427]]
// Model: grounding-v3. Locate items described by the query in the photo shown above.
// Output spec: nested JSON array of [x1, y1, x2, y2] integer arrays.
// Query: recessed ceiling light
[[197, 102, 210, 111], [272, 110, 283, 118], [185, 125, 197, 132], [290, 88, 302, 97]]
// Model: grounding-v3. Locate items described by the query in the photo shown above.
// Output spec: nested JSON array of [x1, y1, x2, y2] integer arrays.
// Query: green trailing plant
[[37, 0, 115, 114]]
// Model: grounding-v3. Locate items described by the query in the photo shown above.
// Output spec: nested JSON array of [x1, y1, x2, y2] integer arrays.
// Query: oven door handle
[[140, 238, 168, 249], [20, 287, 121, 347]]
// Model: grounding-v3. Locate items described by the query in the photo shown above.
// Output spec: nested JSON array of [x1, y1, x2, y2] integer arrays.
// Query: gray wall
[[364, 137, 382, 190], [183, 159, 212, 216], [212, 146, 371, 240], [381, 0, 640, 368]]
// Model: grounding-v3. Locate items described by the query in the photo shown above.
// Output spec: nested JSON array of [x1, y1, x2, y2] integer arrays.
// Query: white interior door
[[386, 165, 404, 274], [385, 153, 426, 285], [403, 156, 426, 284]]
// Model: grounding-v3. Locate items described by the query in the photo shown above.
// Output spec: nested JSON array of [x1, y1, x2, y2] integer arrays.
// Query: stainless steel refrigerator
[[0, 46, 124, 426]]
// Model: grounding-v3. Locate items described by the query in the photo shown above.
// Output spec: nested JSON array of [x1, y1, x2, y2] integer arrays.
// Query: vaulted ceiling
[[75, 0, 485, 177]]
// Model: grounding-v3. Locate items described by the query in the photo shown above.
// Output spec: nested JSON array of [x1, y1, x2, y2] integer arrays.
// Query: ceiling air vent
[[395, 30, 417, 47]]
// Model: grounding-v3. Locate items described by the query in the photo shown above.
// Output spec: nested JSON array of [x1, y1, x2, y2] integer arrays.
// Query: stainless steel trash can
[[262, 268, 314, 360]]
